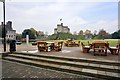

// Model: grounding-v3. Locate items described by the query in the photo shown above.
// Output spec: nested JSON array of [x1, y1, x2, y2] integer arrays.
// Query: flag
[[60, 19, 62, 21]]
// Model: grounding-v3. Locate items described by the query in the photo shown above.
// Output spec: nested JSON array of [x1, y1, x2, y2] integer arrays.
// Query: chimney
[[61, 23, 63, 26]]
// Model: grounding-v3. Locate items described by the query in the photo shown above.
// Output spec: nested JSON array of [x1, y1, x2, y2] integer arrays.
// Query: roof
[[7, 30, 16, 32]]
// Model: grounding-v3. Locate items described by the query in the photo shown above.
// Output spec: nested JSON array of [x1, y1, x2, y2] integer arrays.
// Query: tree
[[98, 29, 107, 39], [93, 30, 97, 36], [85, 29, 92, 40], [22, 29, 36, 39], [30, 28, 38, 37], [16, 33, 22, 40], [36, 31, 40, 37], [112, 30, 120, 39], [47, 32, 85, 40], [78, 30, 83, 35]]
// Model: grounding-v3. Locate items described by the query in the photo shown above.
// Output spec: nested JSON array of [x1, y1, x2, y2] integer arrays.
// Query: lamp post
[[0, 0, 6, 52], [26, 32, 29, 52]]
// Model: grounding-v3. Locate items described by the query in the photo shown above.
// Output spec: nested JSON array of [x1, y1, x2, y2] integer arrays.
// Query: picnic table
[[92, 42, 108, 55], [37, 41, 63, 52], [64, 40, 80, 47], [88, 41, 119, 55], [37, 41, 54, 52]]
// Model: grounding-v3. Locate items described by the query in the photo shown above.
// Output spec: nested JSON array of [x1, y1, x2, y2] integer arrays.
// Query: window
[[11, 35, 13, 38]]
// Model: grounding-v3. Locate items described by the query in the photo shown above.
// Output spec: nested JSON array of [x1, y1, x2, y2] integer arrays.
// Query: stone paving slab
[[82, 69, 98, 74], [100, 65, 114, 69], [70, 67, 82, 71], [114, 66, 119, 70], [89, 63, 100, 67], [53, 59, 67, 63], [75, 62, 89, 66], [65, 61, 76, 64], [60, 65, 71, 69], [49, 63, 61, 67], [97, 71, 106, 75], [106, 72, 119, 77]]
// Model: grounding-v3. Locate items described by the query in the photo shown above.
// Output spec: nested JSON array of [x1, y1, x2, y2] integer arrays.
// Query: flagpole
[[60, 19, 62, 22]]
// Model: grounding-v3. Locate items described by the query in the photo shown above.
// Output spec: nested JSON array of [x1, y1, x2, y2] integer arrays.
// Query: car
[[31, 41, 37, 45], [16, 41, 22, 45]]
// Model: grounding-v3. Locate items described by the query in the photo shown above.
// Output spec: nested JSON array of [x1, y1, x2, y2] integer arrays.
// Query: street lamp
[[0, 0, 6, 52]]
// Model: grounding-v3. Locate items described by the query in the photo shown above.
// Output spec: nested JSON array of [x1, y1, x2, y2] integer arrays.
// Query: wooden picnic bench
[[107, 43, 120, 55], [81, 42, 90, 53], [64, 40, 80, 47], [37, 41, 48, 52], [92, 42, 108, 56], [54, 42, 63, 51], [37, 41, 63, 52]]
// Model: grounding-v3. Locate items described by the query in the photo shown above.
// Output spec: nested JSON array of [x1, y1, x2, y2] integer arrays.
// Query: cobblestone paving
[[2, 60, 101, 80]]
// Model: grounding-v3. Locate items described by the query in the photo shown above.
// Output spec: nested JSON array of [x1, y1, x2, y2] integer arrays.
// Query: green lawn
[[47, 39, 120, 46], [80, 39, 119, 46]]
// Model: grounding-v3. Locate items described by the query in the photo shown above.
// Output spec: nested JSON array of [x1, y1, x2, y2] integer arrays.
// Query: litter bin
[[10, 40, 16, 52]]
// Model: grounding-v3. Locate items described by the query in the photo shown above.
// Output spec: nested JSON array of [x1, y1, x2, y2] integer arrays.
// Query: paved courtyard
[[0, 44, 119, 62], [18, 44, 119, 62]]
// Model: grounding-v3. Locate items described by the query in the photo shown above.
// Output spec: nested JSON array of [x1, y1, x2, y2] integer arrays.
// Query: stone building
[[0, 21, 16, 40], [54, 23, 70, 34]]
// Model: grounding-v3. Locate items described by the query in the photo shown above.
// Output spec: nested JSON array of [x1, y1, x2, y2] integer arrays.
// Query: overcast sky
[[0, 0, 119, 35]]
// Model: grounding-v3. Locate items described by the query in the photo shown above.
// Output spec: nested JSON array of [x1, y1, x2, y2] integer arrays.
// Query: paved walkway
[[2, 60, 100, 79]]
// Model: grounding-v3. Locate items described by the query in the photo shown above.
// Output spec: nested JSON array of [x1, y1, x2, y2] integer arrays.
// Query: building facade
[[0, 21, 16, 40], [54, 23, 70, 34]]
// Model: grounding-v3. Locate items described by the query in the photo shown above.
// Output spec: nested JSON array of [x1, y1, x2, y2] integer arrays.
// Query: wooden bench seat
[[81, 42, 90, 53]]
